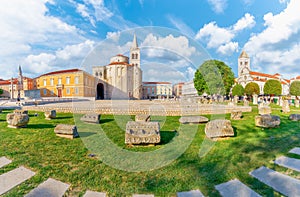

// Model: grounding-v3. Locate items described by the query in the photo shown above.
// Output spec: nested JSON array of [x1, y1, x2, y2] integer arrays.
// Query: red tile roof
[[108, 62, 132, 66], [0, 78, 18, 85], [39, 69, 82, 77]]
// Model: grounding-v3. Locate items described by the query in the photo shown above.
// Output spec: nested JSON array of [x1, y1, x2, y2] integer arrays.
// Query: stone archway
[[96, 83, 104, 100]]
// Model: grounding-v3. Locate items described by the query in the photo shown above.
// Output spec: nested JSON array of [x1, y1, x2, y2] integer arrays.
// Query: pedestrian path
[[215, 179, 261, 197], [274, 156, 300, 172], [25, 178, 70, 197], [289, 147, 300, 155], [83, 190, 106, 197], [0, 156, 11, 168], [132, 194, 154, 197], [177, 189, 204, 197], [250, 166, 300, 196], [0, 166, 35, 195]]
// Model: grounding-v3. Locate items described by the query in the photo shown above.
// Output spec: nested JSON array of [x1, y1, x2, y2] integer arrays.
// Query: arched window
[[132, 54, 135, 59], [95, 72, 99, 76], [135, 53, 138, 59]]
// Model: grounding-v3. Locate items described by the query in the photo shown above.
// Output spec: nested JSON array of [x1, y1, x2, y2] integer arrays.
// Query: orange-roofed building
[[236, 51, 290, 95]]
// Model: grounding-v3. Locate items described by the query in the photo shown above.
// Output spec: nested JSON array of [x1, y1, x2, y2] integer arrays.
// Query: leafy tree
[[0, 88, 3, 95], [244, 82, 260, 95], [232, 84, 244, 96], [194, 60, 234, 95], [263, 79, 282, 95], [290, 81, 300, 96]]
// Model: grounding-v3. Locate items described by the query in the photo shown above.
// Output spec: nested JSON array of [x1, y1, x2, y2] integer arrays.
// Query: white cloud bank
[[196, 13, 255, 55]]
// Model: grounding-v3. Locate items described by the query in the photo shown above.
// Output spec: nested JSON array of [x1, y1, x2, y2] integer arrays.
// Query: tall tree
[[232, 84, 244, 96], [290, 81, 300, 96], [194, 60, 234, 95], [263, 79, 282, 95], [244, 82, 260, 95]]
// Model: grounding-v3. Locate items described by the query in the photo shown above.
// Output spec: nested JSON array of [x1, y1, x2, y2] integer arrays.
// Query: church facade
[[92, 34, 142, 99], [236, 51, 290, 95]]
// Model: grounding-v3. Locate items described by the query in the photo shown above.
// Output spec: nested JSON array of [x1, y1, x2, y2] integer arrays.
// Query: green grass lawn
[[1, 107, 300, 196]]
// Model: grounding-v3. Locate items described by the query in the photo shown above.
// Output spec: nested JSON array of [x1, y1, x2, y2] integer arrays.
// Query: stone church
[[236, 51, 290, 95], [92, 34, 143, 99]]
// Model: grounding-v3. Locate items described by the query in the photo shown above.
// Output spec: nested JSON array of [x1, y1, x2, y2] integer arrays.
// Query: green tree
[[263, 79, 282, 95], [0, 88, 3, 95], [194, 60, 234, 95], [290, 81, 300, 96], [244, 82, 260, 96], [232, 84, 244, 96]]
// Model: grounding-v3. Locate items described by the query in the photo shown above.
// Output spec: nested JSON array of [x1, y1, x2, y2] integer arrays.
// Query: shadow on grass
[[160, 130, 176, 145], [100, 119, 114, 124], [27, 124, 54, 129], [54, 116, 73, 120]]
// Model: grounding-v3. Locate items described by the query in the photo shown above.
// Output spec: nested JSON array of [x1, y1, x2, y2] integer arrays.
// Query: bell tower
[[238, 51, 250, 78], [130, 34, 140, 67]]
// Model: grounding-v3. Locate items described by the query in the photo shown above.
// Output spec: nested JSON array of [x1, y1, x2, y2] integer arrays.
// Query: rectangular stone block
[[215, 179, 261, 197], [54, 124, 78, 139], [177, 189, 204, 197], [83, 190, 106, 197], [125, 121, 160, 145], [80, 113, 101, 124], [0, 157, 12, 168]]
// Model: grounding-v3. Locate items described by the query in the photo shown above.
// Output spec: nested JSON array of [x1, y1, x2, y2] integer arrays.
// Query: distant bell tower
[[17, 65, 23, 99], [238, 51, 250, 78], [130, 34, 140, 67]]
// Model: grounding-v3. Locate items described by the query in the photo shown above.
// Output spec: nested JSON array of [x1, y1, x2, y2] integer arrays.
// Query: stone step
[[215, 179, 261, 197], [25, 178, 70, 197], [83, 190, 106, 197], [289, 147, 300, 155], [275, 156, 300, 172], [0, 156, 12, 168], [250, 166, 300, 196], [176, 189, 204, 197], [132, 195, 154, 197], [0, 166, 35, 195]]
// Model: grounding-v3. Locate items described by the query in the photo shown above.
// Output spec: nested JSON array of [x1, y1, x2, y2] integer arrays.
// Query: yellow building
[[36, 69, 97, 98]]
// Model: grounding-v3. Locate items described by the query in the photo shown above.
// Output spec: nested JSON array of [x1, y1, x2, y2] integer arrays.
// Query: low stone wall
[[23, 101, 252, 116]]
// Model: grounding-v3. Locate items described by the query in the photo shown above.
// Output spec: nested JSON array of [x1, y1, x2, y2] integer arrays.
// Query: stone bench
[[54, 124, 78, 139]]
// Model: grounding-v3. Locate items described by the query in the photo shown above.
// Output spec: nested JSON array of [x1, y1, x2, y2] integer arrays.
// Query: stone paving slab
[[275, 156, 300, 172], [25, 178, 70, 197], [250, 166, 300, 196], [289, 147, 300, 155], [83, 190, 106, 197], [215, 179, 261, 197], [0, 156, 12, 168], [0, 166, 35, 195], [177, 189, 204, 197], [132, 195, 154, 197]]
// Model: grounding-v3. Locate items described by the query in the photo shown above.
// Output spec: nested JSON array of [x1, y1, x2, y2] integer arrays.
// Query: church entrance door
[[97, 83, 104, 100]]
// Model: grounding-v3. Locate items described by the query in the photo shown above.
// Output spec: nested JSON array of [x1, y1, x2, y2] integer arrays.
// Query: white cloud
[[167, 15, 195, 37], [83, 0, 113, 21], [106, 31, 121, 42], [279, 0, 289, 4], [244, 0, 300, 77], [141, 34, 196, 58], [0, 0, 84, 79], [196, 13, 255, 55], [207, 0, 227, 14]]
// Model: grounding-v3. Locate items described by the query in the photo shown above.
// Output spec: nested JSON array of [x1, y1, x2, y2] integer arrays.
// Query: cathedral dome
[[110, 54, 129, 64]]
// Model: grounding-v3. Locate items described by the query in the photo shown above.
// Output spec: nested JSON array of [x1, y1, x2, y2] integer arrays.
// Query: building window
[[75, 76, 79, 84], [43, 79, 47, 86], [58, 78, 62, 85], [50, 78, 54, 86], [66, 88, 70, 95], [43, 89, 47, 95], [66, 77, 70, 85], [75, 87, 79, 95]]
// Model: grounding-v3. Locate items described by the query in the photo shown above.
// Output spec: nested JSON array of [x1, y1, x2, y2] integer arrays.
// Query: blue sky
[[0, 0, 299, 83]]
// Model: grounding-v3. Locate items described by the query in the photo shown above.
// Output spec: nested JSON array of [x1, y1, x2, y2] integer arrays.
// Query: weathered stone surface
[[231, 110, 242, 120], [135, 114, 151, 122], [295, 100, 299, 108], [244, 100, 249, 106], [80, 113, 100, 124], [54, 124, 78, 139], [6, 113, 29, 128], [44, 110, 56, 120], [275, 156, 300, 173], [215, 179, 261, 197], [255, 114, 280, 128], [179, 116, 209, 124], [0, 157, 12, 168], [125, 121, 160, 144], [13, 109, 28, 114], [177, 189, 204, 197], [289, 114, 300, 121], [258, 106, 271, 115], [205, 119, 234, 138], [289, 147, 300, 155], [83, 190, 106, 197], [282, 100, 290, 113], [253, 94, 258, 105]]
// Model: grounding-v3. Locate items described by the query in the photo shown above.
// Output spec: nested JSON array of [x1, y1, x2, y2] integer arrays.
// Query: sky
[[0, 0, 299, 84]]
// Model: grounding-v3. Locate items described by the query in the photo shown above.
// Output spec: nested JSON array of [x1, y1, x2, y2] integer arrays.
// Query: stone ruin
[[244, 100, 249, 106], [179, 116, 209, 124], [54, 124, 78, 139], [125, 121, 160, 145], [282, 100, 290, 113], [14, 109, 28, 114], [45, 110, 56, 120], [258, 103, 272, 115], [255, 114, 280, 128], [80, 113, 100, 124], [205, 119, 234, 139], [295, 100, 299, 108], [6, 113, 29, 128], [135, 114, 151, 122], [289, 114, 300, 121], [231, 110, 242, 120]]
